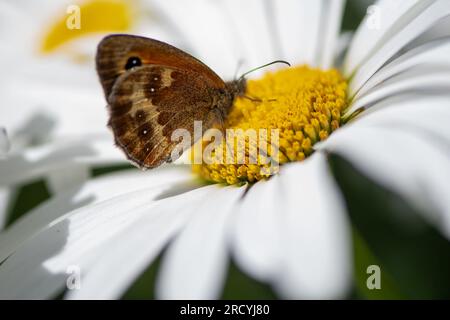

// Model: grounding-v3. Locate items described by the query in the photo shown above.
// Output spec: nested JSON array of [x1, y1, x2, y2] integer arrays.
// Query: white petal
[[156, 185, 245, 299], [268, 0, 322, 66], [349, 0, 450, 95], [316, 0, 346, 69], [149, 0, 240, 79], [344, 0, 435, 76], [350, 96, 450, 143], [218, 0, 277, 75], [0, 174, 203, 299], [0, 1, 35, 59], [317, 110, 450, 238], [231, 176, 285, 282], [335, 32, 354, 65], [231, 155, 352, 299], [406, 15, 450, 48], [0, 136, 124, 186], [351, 37, 450, 102], [346, 65, 450, 116], [66, 185, 219, 300], [0, 127, 9, 157], [0, 190, 156, 299], [1, 59, 107, 140], [46, 165, 90, 194], [0, 188, 13, 230], [0, 166, 194, 264], [273, 153, 352, 299]]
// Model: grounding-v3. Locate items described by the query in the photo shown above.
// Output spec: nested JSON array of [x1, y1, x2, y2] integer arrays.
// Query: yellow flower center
[[193, 65, 348, 185], [41, 0, 134, 54]]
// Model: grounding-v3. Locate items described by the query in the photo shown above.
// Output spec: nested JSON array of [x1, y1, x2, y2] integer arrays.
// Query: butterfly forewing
[[96, 34, 226, 99]]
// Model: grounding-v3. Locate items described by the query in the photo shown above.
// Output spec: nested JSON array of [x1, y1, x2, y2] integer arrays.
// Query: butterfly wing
[[107, 64, 221, 168], [96, 34, 226, 99]]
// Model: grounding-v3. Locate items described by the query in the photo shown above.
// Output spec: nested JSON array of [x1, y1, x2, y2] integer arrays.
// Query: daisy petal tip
[[275, 266, 352, 300], [275, 153, 353, 299], [155, 186, 246, 300]]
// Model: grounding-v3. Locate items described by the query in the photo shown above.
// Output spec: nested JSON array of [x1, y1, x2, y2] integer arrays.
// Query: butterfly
[[96, 34, 289, 169]]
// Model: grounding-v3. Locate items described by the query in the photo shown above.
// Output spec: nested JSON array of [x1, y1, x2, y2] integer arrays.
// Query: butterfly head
[[226, 77, 247, 98], [227, 60, 291, 102]]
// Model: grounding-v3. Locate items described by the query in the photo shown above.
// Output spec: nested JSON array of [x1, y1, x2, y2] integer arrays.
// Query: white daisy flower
[[1, 0, 450, 300]]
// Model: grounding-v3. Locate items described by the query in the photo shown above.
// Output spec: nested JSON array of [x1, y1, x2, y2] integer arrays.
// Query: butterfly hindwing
[[107, 65, 219, 168]]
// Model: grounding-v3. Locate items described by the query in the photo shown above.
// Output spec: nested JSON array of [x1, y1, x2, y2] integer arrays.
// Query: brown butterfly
[[96, 34, 288, 169]]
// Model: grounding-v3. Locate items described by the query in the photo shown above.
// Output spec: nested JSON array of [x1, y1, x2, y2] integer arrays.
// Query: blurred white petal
[[149, 0, 241, 79], [46, 165, 90, 194], [156, 185, 245, 299], [0, 188, 13, 230], [66, 185, 219, 300], [2, 64, 107, 142], [231, 176, 284, 282], [0, 166, 194, 263], [349, 0, 450, 95], [218, 0, 277, 76], [1, 2, 106, 142], [273, 154, 352, 299], [0, 136, 125, 186], [0, 126, 12, 230], [0, 127, 9, 157], [0, 173, 202, 299], [335, 31, 353, 67], [269, 0, 322, 66], [317, 0, 346, 69]]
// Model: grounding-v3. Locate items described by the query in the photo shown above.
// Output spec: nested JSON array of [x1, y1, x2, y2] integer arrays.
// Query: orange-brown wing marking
[[107, 65, 219, 169], [96, 34, 226, 99]]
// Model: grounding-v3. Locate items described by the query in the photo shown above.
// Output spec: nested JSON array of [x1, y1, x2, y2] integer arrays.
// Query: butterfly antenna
[[243, 96, 278, 103], [238, 60, 291, 81], [243, 95, 262, 103]]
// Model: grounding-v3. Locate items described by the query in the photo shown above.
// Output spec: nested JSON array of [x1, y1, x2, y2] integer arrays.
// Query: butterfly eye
[[125, 57, 142, 70]]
